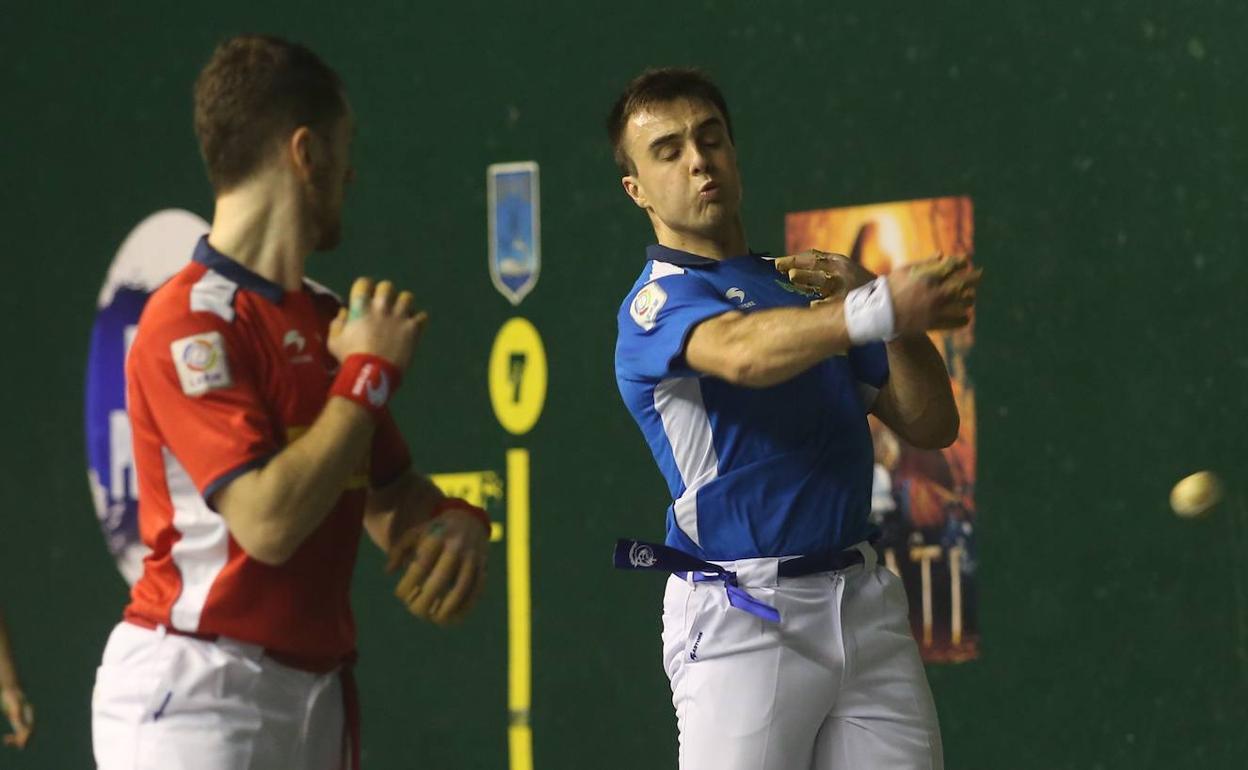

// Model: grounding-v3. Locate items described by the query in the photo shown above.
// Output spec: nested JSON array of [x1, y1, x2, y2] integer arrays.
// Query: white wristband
[[843, 276, 897, 344]]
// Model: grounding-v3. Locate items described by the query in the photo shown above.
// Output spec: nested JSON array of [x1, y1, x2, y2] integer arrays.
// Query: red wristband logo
[[331, 354, 401, 416]]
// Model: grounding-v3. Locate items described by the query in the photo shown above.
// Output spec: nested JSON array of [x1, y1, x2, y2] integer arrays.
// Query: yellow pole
[[506, 448, 533, 770]]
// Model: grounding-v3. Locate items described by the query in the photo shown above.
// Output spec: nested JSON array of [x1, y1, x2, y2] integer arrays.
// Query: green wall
[[2, 1, 1245, 767]]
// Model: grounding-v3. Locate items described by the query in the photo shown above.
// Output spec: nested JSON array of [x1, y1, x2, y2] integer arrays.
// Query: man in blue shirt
[[609, 68, 978, 769]]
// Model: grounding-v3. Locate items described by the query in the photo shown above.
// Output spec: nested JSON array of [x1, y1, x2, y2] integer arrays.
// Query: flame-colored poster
[[787, 196, 978, 663]]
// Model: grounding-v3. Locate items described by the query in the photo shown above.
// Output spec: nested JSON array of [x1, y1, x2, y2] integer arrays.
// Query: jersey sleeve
[[847, 341, 890, 410], [615, 272, 735, 381], [127, 315, 279, 501], [369, 409, 412, 488]]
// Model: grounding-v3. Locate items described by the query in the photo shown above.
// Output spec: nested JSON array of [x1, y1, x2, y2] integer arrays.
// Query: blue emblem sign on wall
[[85, 209, 208, 584], [487, 161, 540, 306]]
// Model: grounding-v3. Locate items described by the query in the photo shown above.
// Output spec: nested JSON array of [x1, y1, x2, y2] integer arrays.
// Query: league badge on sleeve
[[630, 281, 667, 331], [487, 162, 540, 306], [172, 331, 233, 396]]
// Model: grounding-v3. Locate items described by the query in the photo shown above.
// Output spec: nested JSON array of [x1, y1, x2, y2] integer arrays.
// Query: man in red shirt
[[91, 35, 490, 770]]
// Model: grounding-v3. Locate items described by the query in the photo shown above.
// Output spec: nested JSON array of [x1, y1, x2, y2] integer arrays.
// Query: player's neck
[[653, 217, 748, 261], [209, 177, 311, 292]]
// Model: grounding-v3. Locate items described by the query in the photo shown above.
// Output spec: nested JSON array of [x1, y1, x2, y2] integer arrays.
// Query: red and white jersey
[[123, 237, 410, 668]]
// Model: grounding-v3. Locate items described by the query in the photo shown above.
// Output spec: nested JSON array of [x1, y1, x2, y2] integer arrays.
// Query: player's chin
[[689, 208, 732, 234], [697, 197, 737, 220]]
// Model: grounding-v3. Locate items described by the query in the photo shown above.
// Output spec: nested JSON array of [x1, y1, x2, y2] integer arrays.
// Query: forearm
[[0, 613, 19, 693], [216, 397, 375, 565], [687, 302, 851, 388], [363, 471, 446, 552], [877, 334, 959, 449]]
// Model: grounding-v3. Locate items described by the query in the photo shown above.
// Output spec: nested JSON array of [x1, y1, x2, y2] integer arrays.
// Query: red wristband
[[431, 497, 491, 535], [330, 354, 401, 417]]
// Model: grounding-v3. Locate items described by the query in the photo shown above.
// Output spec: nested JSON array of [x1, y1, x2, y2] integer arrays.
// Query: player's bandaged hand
[[774, 249, 876, 300], [386, 501, 490, 627], [888, 255, 981, 335], [327, 277, 429, 370]]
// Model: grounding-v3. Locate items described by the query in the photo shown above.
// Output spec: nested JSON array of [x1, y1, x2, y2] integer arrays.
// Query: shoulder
[[619, 260, 723, 329], [619, 260, 714, 311], [131, 264, 244, 363]]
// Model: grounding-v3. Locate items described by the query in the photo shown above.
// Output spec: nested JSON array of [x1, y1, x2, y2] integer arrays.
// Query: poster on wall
[[85, 209, 207, 585], [786, 196, 978, 663]]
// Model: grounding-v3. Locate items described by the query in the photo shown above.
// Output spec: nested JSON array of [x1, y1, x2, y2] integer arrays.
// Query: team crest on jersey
[[171, 332, 232, 396], [630, 282, 667, 331], [628, 542, 658, 568]]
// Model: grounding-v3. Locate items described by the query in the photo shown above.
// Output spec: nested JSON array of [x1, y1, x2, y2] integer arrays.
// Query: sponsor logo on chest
[[725, 286, 757, 309], [284, 329, 315, 364]]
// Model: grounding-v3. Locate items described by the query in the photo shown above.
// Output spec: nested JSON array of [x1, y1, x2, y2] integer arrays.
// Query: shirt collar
[[645, 243, 771, 268], [192, 236, 286, 304]]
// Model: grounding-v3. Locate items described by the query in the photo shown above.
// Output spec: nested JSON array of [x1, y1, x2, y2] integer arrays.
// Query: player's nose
[[687, 141, 711, 176]]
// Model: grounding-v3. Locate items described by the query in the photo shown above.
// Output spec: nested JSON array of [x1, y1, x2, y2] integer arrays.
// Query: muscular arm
[[211, 275, 428, 567], [212, 398, 375, 566], [362, 469, 446, 553], [684, 301, 851, 388], [872, 334, 959, 450]]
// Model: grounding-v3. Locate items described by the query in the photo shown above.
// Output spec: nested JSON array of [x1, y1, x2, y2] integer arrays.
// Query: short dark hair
[[606, 67, 734, 174], [193, 35, 346, 192]]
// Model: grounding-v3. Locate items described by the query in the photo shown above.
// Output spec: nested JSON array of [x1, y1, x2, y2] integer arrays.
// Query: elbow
[[211, 470, 302, 566], [909, 412, 960, 451], [244, 539, 296, 567], [241, 528, 297, 566], [224, 511, 298, 566], [930, 421, 961, 450], [725, 361, 769, 389], [721, 345, 780, 389], [725, 359, 761, 387]]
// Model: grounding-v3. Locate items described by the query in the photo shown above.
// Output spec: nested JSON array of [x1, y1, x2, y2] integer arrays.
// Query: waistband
[[123, 616, 346, 675], [612, 539, 877, 623]]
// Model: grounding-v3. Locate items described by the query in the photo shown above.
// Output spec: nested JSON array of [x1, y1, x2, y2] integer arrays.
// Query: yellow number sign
[[488, 318, 547, 436]]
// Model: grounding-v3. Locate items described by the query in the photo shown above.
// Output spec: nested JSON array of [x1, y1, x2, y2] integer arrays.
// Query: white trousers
[[662, 547, 943, 770], [92, 622, 345, 770]]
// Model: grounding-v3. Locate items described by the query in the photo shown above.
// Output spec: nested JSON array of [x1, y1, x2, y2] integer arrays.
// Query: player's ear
[[622, 175, 648, 210], [288, 126, 317, 183]]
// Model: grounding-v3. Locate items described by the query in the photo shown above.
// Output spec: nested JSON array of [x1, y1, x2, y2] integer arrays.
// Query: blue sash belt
[[612, 539, 867, 623]]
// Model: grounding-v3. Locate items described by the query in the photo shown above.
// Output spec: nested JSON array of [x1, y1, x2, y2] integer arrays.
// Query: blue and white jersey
[[615, 244, 889, 562]]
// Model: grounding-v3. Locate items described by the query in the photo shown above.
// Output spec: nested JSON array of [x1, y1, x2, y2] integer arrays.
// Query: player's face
[[621, 98, 742, 239], [307, 102, 356, 251]]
